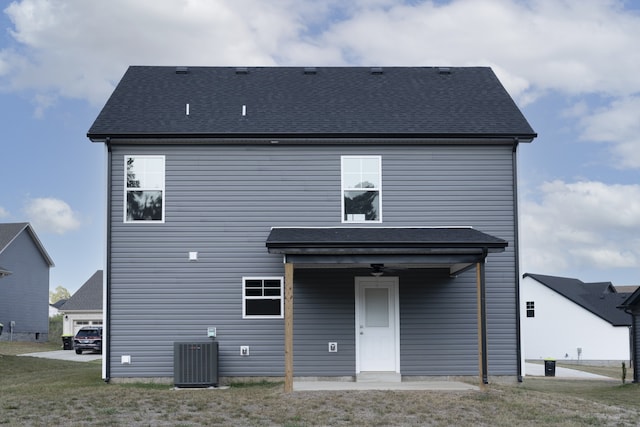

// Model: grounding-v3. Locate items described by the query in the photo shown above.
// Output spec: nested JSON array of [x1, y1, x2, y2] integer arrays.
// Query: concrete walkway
[[524, 362, 613, 380], [18, 349, 102, 362]]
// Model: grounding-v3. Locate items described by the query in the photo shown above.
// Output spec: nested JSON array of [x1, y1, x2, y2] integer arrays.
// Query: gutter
[[87, 132, 538, 144], [104, 139, 112, 383], [512, 140, 524, 382]]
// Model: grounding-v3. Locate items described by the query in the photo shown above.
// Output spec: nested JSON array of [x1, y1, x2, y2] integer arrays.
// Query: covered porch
[[266, 227, 509, 392]]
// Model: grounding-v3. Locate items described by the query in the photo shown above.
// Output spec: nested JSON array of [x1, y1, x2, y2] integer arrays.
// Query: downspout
[[512, 139, 524, 382], [480, 248, 489, 385], [104, 138, 112, 383], [630, 322, 636, 383], [623, 308, 638, 383]]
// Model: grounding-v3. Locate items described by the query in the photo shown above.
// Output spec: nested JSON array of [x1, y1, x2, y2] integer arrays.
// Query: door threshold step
[[357, 371, 401, 382]]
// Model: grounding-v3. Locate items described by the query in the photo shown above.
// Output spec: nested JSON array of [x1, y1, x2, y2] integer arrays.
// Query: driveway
[[18, 350, 102, 363], [524, 362, 613, 380]]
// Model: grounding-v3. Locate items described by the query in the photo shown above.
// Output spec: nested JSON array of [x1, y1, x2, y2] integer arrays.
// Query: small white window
[[125, 156, 165, 222], [341, 156, 382, 222], [242, 277, 284, 319]]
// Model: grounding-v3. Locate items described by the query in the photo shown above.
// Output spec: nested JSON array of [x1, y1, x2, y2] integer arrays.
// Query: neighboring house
[[521, 273, 632, 364], [0, 222, 54, 342], [87, 66, 537, 387], [60, 270, 103, 335], [619, 287, 640, 383], [49, 299, 68, 317], [615, 285, 639, 294], [0, 266, 11, 278]]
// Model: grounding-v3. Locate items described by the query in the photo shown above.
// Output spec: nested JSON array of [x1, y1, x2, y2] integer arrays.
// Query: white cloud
[[2, 0, 640, 107], [0, 206, 9, 218], [1, 0, 305, 106], [314, 0, 640, 101], [578, 96, 640, 169], [520, 180, 640, 274], [23, 197, 81, 235]]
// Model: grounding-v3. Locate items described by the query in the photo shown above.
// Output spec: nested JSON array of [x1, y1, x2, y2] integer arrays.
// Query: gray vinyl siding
[[0, 231, 50, 341], [107, 142, 518, 378]]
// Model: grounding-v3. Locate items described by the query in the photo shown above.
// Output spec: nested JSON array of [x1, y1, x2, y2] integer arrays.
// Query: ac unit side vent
[[174, 341, 219, 387]]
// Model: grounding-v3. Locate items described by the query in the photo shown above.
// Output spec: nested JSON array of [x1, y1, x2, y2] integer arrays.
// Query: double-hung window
[[341, 156, 382, 222], [125, 155, 165, 222], [242, 277, 283, 318]]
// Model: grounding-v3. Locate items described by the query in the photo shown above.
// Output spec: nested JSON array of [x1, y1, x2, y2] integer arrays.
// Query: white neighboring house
[[521, 273, 632, 365], [49, 299, 67, 317], [60, 270, 103, 335]]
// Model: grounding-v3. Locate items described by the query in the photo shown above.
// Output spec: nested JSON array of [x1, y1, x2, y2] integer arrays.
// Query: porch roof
[[266, 227, 507, 276], [0, 266, 11, 278]]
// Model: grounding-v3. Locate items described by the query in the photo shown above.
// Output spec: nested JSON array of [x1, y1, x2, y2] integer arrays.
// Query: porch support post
[[633, 315, 639, 383], [476, 257, 488, 386], [284, 262, 294, 392]]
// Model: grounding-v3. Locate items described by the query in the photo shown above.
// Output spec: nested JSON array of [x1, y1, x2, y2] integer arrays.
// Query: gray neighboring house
[[619, 288, 640, 383], [87, 66, 537, 387], [0, 222, 54, 341], [60, 270, 103, 335]]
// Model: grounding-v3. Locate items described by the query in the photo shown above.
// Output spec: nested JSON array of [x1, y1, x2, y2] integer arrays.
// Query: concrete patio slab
[[294, 379, 479, 391]]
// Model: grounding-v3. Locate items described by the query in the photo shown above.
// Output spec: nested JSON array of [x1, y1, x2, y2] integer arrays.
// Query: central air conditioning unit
[[173, 341, 219, 387]]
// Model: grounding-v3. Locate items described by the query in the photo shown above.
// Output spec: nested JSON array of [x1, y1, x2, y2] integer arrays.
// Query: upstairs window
[[341, 156, 382, 222], [243, 277, 283, 319], [526, 301, 535, 318], [125, 156, 165, 222]]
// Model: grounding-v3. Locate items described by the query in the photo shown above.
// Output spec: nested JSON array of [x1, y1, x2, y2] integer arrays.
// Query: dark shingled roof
[[0, 222, 54, 267], [61, 270, 103, 311], [51, 299, 68, 309], [620, 286, 640, 310], [0, 222, 31, 253], [523, 273, 631, 327], [266, 227, 507, 252], [88, 66, 536, 141]]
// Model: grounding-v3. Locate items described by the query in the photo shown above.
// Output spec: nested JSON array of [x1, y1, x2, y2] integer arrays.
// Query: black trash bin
[[62, 335, 74, 350], [544, 359, 556, 377]]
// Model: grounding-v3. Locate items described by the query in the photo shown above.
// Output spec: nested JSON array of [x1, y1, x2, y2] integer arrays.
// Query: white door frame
[[355, 276, 400, 373]]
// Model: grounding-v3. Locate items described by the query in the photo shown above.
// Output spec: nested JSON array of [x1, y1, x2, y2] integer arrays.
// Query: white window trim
[[341, 155, 382, 223], [124, 155, 166, 223], [242, 276, 284, 319]]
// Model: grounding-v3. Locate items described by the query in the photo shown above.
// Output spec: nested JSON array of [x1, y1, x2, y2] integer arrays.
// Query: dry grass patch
[[1, 343, 639, 426]]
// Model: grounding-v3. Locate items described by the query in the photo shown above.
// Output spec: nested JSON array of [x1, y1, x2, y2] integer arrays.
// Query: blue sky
[[1, 0, 639, 293]]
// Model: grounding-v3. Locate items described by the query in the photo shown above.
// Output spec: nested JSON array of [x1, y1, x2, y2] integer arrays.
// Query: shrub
[[49, 314, 63, 343]]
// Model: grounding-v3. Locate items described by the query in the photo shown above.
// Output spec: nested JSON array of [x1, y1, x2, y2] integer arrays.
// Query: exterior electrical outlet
[[240, 346, 249, 356], [329, 342, 337, 352]]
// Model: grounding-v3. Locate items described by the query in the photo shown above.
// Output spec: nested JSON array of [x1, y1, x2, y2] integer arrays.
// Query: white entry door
[[355, 277, 399, 372]]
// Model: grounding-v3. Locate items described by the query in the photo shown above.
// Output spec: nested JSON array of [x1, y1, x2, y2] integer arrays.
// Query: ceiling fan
[[370, 263, 408, 277], [370, 263, 385, 277]]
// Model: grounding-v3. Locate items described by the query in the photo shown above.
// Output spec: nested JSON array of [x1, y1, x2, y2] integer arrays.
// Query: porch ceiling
[[266, 227, 507, 276]]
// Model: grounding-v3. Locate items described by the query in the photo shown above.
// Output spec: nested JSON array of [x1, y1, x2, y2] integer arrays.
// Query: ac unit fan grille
[[174, 341, 218, 387]]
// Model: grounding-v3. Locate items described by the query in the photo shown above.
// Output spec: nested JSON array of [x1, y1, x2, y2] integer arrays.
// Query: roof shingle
[[61, 270, 103, 311], [88, 66, 536, 141]]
